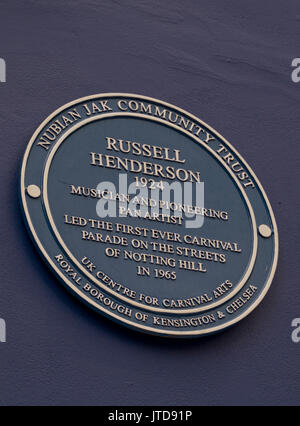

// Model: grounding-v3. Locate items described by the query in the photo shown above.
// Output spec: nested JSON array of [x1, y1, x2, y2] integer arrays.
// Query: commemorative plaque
[[20, 93, 278, 337]]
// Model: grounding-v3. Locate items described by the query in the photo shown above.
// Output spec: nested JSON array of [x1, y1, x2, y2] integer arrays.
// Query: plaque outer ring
[[20, 93, 279, 338]]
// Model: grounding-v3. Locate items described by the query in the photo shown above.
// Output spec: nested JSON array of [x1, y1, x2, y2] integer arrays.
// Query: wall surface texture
[[0, 0, 299, 406]]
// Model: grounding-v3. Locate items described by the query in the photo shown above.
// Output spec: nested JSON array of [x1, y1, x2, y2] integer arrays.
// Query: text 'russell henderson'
[[90, 137, 202, 183]]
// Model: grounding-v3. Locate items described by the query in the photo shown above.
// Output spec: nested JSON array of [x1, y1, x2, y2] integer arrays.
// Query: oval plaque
[[20, 93, 278, 337]]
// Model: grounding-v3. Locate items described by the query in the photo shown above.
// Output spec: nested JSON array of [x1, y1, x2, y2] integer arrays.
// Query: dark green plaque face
[[20, 93, 278, 338]]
